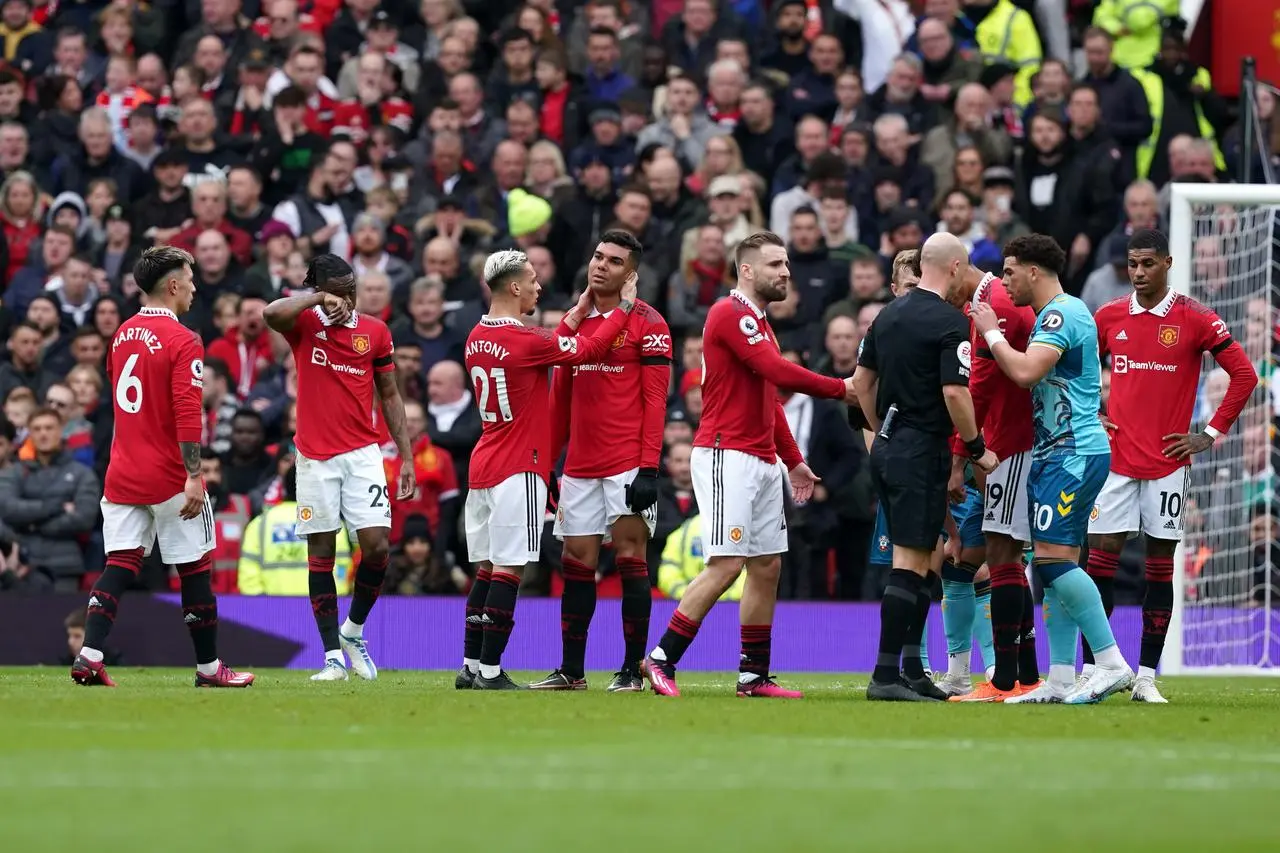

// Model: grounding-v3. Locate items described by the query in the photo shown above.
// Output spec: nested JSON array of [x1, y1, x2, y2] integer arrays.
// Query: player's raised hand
[[1162, 432, 1214, 460], [973, 448, 999, 475], [179, 474, 205, 520], [396, 460, 416, 500], [620, 270, 639, 304], [788, 462, 820, 504], [970, 301, 998, 335], [320, 292, 350, 324]]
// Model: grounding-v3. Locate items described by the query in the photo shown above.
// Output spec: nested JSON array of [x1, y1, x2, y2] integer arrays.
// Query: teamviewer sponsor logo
[[1111, 355, 1175, 375], [573, 363, 625, 374], [310, 347, 368, 376]]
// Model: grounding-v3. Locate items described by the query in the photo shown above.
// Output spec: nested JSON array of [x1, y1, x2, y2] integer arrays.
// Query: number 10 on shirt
[[471, 365, 514, 423]]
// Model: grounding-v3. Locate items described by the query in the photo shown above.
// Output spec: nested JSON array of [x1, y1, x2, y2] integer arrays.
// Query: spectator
[[219, 408, 275, 496], [0, 320, 59, 400], [635, 74, 724, 170], [921, 82, 1011, 198], [169, 179, 255, 267], [425, 358, 480, 491], [0, 169, 42, 284], [915, 16, 982, 107], [0, 406, 99, 591], [865, 53, 935, 138], [205, 291, 272, 399], [1081, 233, 1131, 315], [666, 222, 732, 336], [870, 112, 934, 210], [965, 0, 1041, 107]]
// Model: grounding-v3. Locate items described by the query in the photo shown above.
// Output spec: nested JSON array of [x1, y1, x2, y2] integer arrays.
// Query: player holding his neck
[[263, 254, 414, 682], [941, 263, 1041, 701], [529, 232, 671, 692], [75, 246, 253, 688], [972, 234, 1133, 704], [1086, 229, 1257, 702], [642, 231, 857, 699], [458, 250, 638, 689]]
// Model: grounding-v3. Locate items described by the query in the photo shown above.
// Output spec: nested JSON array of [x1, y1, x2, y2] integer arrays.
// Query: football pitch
[[2, 669, 1278, 853]]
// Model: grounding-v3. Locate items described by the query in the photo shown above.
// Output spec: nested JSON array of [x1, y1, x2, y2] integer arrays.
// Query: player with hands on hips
[[459, 250, 641, 690], [530, 232, 671, 693], [264, 254, 414, 683]]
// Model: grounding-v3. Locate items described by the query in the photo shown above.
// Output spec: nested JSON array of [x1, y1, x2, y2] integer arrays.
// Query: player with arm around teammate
[[972, 234, 1134, 704], [529, 231, 672, 692], [1084, 228, 1257, 702], [263, 254, 415, 682], [641, 231, 859, 699], [73, 246, 253, 688], [458, 250, 640, 690]]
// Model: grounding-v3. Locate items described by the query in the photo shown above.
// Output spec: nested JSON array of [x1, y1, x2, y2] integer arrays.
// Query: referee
[[852, 233, 998, 702]]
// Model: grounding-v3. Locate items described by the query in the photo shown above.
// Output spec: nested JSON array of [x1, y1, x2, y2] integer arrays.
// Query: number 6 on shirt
[[471, 365, 514, 423], [115, 353, 144, 413]]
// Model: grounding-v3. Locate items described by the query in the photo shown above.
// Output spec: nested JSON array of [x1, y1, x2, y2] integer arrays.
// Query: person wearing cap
[[244, 219, 297, 294], [351, 211, 414, 293], [681, 173, 750, 267], [131, 147, 192, 246], [1092, 0, 1178, 72], [979, 164, 1030, 246], [1080, 232, 1133, 315], [507, 187, 554, 249], [568, 103, 636, 183]]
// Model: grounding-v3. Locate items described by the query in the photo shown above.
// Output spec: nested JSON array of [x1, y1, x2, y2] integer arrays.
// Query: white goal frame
[[1165, 182, 1277, 675]]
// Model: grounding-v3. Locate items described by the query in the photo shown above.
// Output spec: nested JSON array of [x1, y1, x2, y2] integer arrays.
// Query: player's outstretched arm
[[262, 291, 346, 333], [972, 302, 1061, 389], [723, 314, 846, 400]]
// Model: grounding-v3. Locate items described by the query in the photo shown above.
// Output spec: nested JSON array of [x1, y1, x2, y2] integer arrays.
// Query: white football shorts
[[690, 447, 788, 559], [294, 444, 391, 535], [553, 467, 658, 541], [465, 471, 548, 567], [101, 492, 215, 564], [982, 450, 1031, 542], [1088, 467, 1189, 541]]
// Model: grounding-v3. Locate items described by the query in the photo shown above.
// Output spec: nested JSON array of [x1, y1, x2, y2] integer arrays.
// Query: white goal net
[[1165, 183, 1278, 675]]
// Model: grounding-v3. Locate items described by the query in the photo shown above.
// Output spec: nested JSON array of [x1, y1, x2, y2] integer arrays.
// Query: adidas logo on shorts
[[1164, 519, 1177, 529]]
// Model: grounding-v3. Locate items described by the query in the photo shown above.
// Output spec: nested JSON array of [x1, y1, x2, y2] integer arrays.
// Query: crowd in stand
[[0, 0, 1275, 605]]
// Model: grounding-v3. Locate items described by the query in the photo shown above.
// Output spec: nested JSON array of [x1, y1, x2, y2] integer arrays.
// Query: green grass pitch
[[2, 669, 1278, 853]]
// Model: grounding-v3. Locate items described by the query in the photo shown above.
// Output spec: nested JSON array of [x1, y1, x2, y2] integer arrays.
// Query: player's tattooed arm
[[375, 372, 416, 499], [180, 441, 201, 477]]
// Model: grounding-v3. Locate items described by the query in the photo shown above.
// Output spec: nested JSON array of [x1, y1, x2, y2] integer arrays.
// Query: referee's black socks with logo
[[874, 569, 924, 683], [901, 573, 934, 679]]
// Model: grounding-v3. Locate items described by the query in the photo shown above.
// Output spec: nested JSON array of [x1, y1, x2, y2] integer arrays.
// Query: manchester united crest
[[1157, 325, 1179, 348], [352, 334, 371, 354], [729, 526, 743, 543], [1090, 505, 1100, 522], [611, 331, 627, 349], [298, 506, 314, 522]]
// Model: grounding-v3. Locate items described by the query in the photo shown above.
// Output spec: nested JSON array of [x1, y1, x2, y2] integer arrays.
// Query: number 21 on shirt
[[471, 365, 513, 422]]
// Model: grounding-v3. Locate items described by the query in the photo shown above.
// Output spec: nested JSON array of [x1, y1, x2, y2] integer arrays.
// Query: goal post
[[1164, 183, 1278, 675]]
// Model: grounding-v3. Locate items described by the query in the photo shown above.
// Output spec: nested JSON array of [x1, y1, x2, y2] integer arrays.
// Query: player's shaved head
[[306, 253, 357, 300]]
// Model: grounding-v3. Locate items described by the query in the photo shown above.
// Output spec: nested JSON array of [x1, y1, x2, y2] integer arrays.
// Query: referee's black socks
[[874, 569, 924, 683], [901, 573, 934, 679]]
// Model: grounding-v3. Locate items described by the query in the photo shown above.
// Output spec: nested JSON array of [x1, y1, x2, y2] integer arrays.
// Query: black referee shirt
[[856, 287, 970, 436]]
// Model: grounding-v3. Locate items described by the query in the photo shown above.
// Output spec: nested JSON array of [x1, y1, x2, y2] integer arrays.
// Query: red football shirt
[[549, 300, 673, 479], [285, 307, 395, 461], [103, 306, 205, 505], [695, 290, 847, 466], [1096, 290, 1254, 479], [951, 274, 1035, 460], [465, 311, 630, 489]]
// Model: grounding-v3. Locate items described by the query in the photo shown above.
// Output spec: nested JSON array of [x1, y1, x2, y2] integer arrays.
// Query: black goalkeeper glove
[[625, 468, 659, 514]]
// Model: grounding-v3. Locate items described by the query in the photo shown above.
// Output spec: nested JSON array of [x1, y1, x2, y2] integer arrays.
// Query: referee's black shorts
[[869, 426, 951, 551]]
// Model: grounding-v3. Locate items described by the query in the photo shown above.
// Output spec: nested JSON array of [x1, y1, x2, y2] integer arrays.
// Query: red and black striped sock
[[480, 571, 521, 667], [616, 556, 651, 671], [559, 557, 596, 679], [307, 556, 339, 653], [1081, 549, 1119, 665], [348, 552, 389, 626], [988, 562, 1025, 691], [464, 568, 492, 663], [655, 610, 701, 666], [1140, 556, 1175, 672], [177, 553, 218, 665], [740, 624, 771, 679], [84, 547, 144, 652]]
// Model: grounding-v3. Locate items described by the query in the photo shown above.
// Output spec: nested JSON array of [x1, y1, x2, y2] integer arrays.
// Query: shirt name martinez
[[113, 327, 164, 354]]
